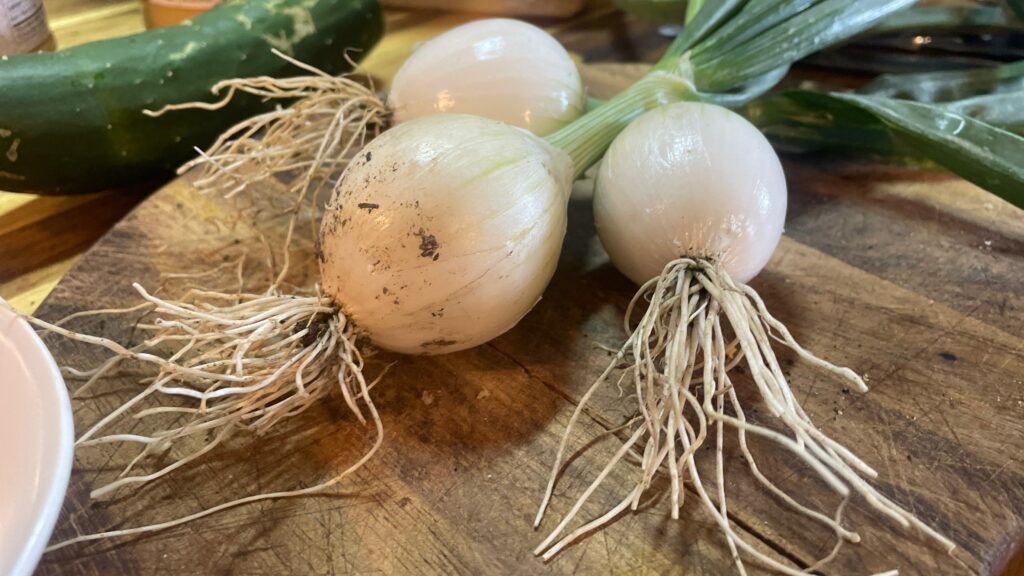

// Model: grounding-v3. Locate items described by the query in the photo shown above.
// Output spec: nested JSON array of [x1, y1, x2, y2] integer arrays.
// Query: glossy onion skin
[[387, 18, 585, 136], [594, 102, 787, 285], [319, 114, 573, 355]]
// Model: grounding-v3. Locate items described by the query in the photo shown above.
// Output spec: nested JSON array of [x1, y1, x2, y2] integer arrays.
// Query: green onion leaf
[[657, 0, 745, 64], [861, 60, 1024, 102], [698, 64, 790, 108], [872, 5, 1019, 33], [833, 94, 1024, 207], [694, 0, 818, 59], [943, 92, 1024, 134], [1007, 0, 1024, 23], [692, 0, 917, 92], [685, 0, 704, 23], [749, 91, 1024, 208]]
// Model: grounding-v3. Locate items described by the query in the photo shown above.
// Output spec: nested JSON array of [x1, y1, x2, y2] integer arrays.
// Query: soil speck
[[422, 337, 457, 350], [414, 228, 439, 259]]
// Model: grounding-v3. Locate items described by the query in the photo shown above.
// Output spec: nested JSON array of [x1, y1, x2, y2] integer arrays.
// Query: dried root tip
[[534, 258, 955, 574], [30, 283, 387, 551], [149, 49, 389, 201]]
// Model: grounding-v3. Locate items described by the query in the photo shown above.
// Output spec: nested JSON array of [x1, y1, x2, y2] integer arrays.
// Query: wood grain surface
[[15, 3, 1024, 576]]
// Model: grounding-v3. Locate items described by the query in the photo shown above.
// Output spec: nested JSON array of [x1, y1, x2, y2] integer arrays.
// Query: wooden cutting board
[[32, 31, 1024, 576]]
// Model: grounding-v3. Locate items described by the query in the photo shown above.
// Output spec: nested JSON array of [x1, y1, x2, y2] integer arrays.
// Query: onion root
[[28, 281, 385, 551], [533, 258, 956, 574], [147, 49, 388, 201]]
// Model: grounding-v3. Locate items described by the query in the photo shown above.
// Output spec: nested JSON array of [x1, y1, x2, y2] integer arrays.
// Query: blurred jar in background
[[0, 0, 55, 54], [143, 0, 219, 28]]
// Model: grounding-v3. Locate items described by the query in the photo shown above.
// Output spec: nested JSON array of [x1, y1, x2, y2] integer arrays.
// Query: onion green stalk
[[594, 1, 1024, 208], [553, 0, 921, 178]]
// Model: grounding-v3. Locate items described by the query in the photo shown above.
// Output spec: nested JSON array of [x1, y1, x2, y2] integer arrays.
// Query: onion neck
[[545, 61, 697, 179], [544, 66, 696, 178], [544, 24, 702, 179]]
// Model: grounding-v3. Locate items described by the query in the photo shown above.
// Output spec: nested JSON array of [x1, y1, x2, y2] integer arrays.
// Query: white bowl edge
[[0, 300, 74, 576]]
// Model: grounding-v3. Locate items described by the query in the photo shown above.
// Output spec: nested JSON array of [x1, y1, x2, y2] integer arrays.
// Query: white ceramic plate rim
[[0, 300, 74, 576]]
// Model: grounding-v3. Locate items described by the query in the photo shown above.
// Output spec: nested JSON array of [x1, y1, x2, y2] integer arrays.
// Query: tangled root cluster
[[534, 258, 955, 573], [147, 49, 388, 201], [32, 273, 386, 551]]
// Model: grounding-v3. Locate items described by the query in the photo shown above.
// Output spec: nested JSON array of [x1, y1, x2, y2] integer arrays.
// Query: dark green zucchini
[[0, 0, 383, 194]]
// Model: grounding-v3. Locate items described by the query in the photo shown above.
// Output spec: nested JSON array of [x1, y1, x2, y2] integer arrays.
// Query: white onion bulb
[[594, 102, 787, 285], [319, 114, 573, 355], [387, 19, 585, 136]]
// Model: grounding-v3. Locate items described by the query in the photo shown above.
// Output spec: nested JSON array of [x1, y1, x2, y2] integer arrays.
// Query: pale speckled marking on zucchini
[[234, 13, 254, 30], [0, 170, 25, 181], [262, 5, 317, 54], [6, 139, 19, 162], [169, 41, 204, 61], [0, 128, 10, 138]]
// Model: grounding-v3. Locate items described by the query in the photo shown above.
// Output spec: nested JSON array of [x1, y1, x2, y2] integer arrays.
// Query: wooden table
[[6, 1, 1024, 575]]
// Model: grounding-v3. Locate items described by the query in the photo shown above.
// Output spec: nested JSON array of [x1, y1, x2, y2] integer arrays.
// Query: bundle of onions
[[24, 0, 935, 556], [152, 18, 586, 199], [32, 66, 693, 550], [532, 103, 956, 572]]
